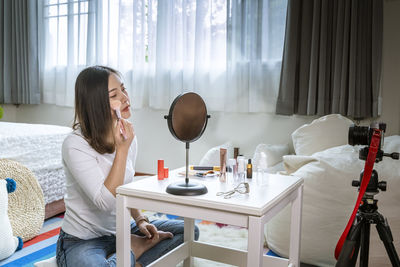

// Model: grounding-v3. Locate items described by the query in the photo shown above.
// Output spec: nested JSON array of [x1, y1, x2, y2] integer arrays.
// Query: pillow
[[252, 143, 289, 170], [0, 159, 45, 241], [199, 142, 234, 166], [0, 178, 23, 260], [291, 114, 353, 156], [265, 161, 285, 174]]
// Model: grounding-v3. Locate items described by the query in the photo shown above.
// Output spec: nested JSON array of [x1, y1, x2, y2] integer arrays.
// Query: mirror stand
[[166, 142, 208, 196]]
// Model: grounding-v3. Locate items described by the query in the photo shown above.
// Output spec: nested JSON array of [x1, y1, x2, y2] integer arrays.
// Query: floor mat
[[0, 213, 283, 267], [0, 215, 63, 267]]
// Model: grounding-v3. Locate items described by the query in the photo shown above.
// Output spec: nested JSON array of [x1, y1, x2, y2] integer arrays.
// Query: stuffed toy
[[0, 178, 23, 260]]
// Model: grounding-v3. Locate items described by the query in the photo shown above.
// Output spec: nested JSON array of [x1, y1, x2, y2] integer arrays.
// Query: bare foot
[[130, 231, 173, 259]]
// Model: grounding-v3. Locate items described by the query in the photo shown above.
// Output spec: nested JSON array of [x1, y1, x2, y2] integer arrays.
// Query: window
[[43, 0, 89, 67], [41, 0, 287, 112]]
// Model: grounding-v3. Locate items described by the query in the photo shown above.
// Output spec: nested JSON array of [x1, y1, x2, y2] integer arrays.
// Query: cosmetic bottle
[[257, 152, 268, 185], [246, 159, 252, 179], [158, 159, 164, 180], [227, 158, 237, 185], [234, 147, 239, 159], [237, 156, 246, 183], [219, 148, 227, 182]]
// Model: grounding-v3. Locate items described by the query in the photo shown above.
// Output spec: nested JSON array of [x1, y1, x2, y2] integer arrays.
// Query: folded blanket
[[282, 155, 317, 175]]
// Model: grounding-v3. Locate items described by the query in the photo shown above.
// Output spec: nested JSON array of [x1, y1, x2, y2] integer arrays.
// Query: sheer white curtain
[[227, 0, 288, 112], [41, 0, 287, 112], [41, 0, 93, 106]]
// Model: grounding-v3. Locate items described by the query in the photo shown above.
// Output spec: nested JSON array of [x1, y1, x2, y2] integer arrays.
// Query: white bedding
[[0, 122, 71, 204], [266, 135, 400, 266]]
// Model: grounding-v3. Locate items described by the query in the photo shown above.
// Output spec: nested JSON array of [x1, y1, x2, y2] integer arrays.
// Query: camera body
[[348, 122, 385, 146], [348, 122, 386, 162]]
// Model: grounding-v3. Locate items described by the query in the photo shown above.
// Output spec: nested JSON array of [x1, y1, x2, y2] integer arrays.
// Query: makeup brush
[[110, 100, 127, 140]]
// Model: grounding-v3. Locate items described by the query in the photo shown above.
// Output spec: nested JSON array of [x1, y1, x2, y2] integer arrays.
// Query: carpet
[[0, 213, 278, 267], [0, 215, 63, 267]]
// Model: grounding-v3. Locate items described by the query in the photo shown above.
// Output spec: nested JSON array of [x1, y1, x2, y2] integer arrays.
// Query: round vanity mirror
[[164, 92, 210, 196]]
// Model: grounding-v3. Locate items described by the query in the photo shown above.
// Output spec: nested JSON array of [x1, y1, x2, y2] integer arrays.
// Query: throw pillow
[[199, 142, 234, 166], [252, 143, 289, 170], [291, 114, 353, 156], [0, 178, 23, 260]]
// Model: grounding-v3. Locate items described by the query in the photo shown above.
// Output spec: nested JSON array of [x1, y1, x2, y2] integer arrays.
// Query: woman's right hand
[[113, 118, 134, 150]]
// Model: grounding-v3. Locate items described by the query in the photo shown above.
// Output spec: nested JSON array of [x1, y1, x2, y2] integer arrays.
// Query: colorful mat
[[0, 215, 63, 267], [0, 214, 280, 266]]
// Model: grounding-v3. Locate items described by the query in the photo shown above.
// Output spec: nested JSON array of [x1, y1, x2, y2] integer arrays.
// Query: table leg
[[247, 216, 264, 267], [117, 195, 131, 267], [183, 217, 195, 267], [289, 185, 303, 267]]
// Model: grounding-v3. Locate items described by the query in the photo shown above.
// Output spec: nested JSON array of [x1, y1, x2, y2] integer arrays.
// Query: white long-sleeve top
[[61, 130, 137, 239]]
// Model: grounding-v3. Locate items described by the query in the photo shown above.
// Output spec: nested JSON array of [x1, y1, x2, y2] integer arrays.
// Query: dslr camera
[[348, 122, 386, 147], [348, 122, 388, 162], [349, 122, 399, 162]]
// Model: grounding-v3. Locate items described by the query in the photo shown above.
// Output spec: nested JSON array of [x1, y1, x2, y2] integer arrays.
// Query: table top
[[117, 168, 303, 216]]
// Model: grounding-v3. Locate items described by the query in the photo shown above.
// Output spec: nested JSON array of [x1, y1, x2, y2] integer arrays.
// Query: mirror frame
[[163, 92, 210, 196], [165, 92, 210, 143]]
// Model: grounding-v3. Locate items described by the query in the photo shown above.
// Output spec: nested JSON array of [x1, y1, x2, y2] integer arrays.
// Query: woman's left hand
[[138, 221, 159, 240]]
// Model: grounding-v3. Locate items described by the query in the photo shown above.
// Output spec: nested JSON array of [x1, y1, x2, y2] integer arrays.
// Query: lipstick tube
[[157, 160, 164, 180]]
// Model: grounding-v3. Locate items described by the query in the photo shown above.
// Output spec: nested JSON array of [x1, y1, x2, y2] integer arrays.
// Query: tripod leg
[[375, 216, 400, 266], [360, 221, 370, 267], [336, 218, 362, 267]]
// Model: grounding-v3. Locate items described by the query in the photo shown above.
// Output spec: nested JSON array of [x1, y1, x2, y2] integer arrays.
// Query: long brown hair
[[73, 66, 120, 154]]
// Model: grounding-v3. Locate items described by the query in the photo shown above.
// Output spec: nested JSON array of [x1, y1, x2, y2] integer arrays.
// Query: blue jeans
[[56, 219, 199, 267]]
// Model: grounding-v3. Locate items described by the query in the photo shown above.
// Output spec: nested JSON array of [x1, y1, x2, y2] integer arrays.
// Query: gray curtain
[[276, 0, 383, 119], [0, 0, 40, 104]]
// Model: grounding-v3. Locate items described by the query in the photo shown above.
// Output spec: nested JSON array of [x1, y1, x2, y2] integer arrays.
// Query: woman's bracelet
[[135, 215, 150, 225]]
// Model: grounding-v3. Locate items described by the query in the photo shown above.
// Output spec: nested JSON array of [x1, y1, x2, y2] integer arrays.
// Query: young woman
[[56, 66, 199, 267]]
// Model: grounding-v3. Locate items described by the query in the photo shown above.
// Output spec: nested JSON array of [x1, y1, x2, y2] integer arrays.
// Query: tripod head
[[358, 147, 399, 162], [349, 122, 399, 162], [349, 122, 399, 195], [352, 170, 386, 196]]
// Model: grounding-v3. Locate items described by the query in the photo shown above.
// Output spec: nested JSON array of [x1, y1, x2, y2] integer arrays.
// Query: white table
[[116, 168, 303, 267]]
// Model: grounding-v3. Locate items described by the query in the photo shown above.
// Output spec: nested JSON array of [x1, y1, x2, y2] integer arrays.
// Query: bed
[[264, 115, 400, 267], [0, 122, 72, 219]]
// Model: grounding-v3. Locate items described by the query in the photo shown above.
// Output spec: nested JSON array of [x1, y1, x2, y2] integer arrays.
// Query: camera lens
[[348, 125, 370, 146]]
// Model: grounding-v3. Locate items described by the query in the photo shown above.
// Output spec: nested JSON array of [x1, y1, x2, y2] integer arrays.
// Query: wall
[[2, 0, 399, 173], [382, 0, 400, 133], [1, 105, 17, 122], [1, 103, 316, 172]]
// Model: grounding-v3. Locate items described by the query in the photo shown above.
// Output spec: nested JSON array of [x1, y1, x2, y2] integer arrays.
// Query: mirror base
[[166, 181, 208, 196]]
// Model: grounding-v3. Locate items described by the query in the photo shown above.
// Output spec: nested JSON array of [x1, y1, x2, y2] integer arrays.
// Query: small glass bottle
[[237, 156, 246, 183], [257, 152, 268, 185], [227, 158, 237, 185], [246, 159, 252, 179]]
